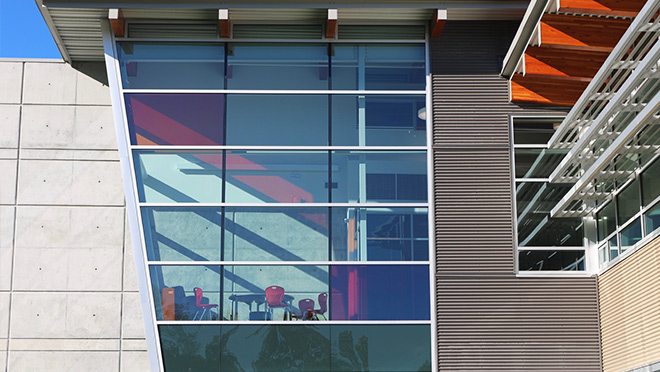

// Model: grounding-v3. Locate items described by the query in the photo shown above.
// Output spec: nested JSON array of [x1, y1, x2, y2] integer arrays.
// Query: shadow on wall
[[72, 61, 108, 86]]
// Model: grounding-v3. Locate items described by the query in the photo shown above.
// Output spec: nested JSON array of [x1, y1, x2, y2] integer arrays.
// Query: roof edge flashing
[[35, 0, 71, 63], [501, 0, 549, 78]]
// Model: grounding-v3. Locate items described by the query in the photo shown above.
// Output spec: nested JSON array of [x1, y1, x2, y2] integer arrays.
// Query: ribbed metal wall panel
[[432, 21, 601, 370], [599, 237, 660, 372]]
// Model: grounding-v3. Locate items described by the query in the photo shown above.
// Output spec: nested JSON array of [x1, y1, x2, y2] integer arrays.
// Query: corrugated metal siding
[[338, 25, 425, 40], [432, 21, 601, 370], [599, 237, 660, 372]]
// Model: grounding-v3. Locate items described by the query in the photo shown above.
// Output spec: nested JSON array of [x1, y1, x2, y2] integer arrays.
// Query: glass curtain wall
[[596, 156, 660, 267], [512, 118, 586, 271], [116, 40, 432, 371]]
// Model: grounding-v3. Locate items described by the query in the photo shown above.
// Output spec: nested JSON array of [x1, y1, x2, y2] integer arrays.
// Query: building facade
[[1, 0, 660, 371]]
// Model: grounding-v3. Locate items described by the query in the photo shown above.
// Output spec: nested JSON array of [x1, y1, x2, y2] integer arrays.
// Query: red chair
[[192, 287, 218, 320], [292, 299, 315, 320], [265, 285, 290, 320], [313, 293, 328, 320]]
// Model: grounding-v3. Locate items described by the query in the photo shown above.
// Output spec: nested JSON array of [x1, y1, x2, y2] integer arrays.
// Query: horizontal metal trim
[[139, 202, 429, 208], [121, 89, 427, 94], [157, 320, 432, 325], [147, 260, 431, 265], [130, 145, 429, 151]]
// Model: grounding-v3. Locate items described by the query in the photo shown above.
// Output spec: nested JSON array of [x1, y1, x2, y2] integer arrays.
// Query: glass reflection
[[617, 179, 640, 224], [150, 265, 221, 321], [226, 95, 328, 146], [332, 95, 426, 146], [332, 151, 427, 203], [620, 218, 642, 252], [142, 207, 222, 261], [225, 151, 328, 203], [518, 250, 586, 271], [645, 201, 660, 234], [225, 207, 330, 261], [134, 151, 223, 203], [642, 158, 660, 206], [125, 94, 224, 146], [159, 325, 221, 372], [227, 44, 329, 90], [597, 201, 616, 241], [514, 148, 568, 178], [332, 208, 429, 261], [117, 42, 224, 89], [332, 44, 425, 90]]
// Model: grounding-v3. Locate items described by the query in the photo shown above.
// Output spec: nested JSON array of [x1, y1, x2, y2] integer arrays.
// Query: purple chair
[[293, 299, 315, 320], [313, 293, 328, 320], [192, 287, 218, 320], [265, 285, 290, 320]]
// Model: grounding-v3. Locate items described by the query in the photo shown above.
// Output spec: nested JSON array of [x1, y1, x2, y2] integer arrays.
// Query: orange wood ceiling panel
[[524, 45, 610, 77], [541, 14, 631, 48], [511, 74, 591, 106], [559, 0, 646, 12]]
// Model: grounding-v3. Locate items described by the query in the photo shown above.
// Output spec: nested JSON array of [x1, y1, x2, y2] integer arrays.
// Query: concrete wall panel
[[123, 222, 139, 292], [15, 207, 123, 249], [8, 351, 119, 372], [120, 351, 150, 372], [121, 293, 145, 339], [76, 67, 111, 105], [21, 106, 116, 149], [0, 105, 20, 148], [0, 292, 9, 338], [10, 292, 121, 339], [17, 160, 123, 206], [0, 63, 23, 104], [0, 160, 17, 204], [0, 207, 15, 291], [22, 63, 77, 105], [13, 247, 122, 291]]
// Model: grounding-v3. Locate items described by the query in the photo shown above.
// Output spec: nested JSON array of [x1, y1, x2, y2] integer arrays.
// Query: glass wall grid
[[512, 117, 586, 272], [113, 38, 432, 372], [596, 156, 660, 267]]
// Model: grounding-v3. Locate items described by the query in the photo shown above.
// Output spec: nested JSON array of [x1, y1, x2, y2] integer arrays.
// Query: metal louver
[[338, 25, 426, 40], [127, 23, 219, 39], [232, 25, 323, 39]]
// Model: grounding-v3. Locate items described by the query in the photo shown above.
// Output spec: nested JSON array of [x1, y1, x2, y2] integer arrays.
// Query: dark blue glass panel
[[117, 42, 224, 89], [645, 202, 660, 235], [221, 325, 331, 371], [330, 325, 431, 372], [159, 325, 221, 372], [142, 207, 222, 261], [332, 44, 425, 90], [621, 218, 642, 252], [330, 265, 430, 320], [226, 95, 328, 146], [227, 44, 329, 90], [125, 94, 224, 146], [225, 151, 328, 203]]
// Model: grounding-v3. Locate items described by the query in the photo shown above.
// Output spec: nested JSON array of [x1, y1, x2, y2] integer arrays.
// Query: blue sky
[[0, 0, 61, 58]]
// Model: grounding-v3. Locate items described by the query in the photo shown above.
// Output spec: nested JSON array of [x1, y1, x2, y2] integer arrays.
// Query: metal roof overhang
[[547, 0, 660, 218], [37, 0, 528, 62]]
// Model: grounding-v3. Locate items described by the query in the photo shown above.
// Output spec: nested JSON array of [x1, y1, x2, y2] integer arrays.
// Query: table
[[228, 293, 294, 320]]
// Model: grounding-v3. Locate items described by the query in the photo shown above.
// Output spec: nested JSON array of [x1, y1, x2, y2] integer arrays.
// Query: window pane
[[117, 42, 224, 89], [330, 325, 431, 372], [225, 151, 328, 203], [227, 44, 329, 90], [226, 95, 328, 146], [150, 265, 221, 321], [598, 244, 607, 265], [332, 95, 426, 146], [125, 94, 224, 146], [331, 208, 429, 261], [597, 201, 616, 241], [225, 207, 329, 261], [332, 151, 427, 203], [645, 200, 660, 235], [642, 158, 660, 206], [609, 236, 619, 260], [221, 325, 331, 370], [330, 265, 430, 320], [621, 218, 642, 252], [134, 151, 223, 203], [332, 44, 425, 90], [159, 325, 221, 372], [518, 250, 586, 271], [223, 265, 328, 321], [512, 119, 560, 145], [142, 207, 222, 261], [617, 179, 640, 224], [514, 148, 568, 178]]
